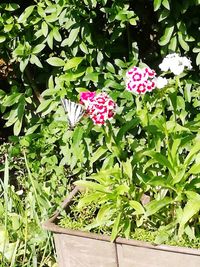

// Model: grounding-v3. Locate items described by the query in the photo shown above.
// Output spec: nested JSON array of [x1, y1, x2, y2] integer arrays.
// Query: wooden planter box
[[43, 187, 200, 267]]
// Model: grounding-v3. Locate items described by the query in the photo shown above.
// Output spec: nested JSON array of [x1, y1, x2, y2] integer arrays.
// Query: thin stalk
[[10, 239, 20, 267], [23, 150, 41, 210], [22, 211, 28, 266], [2, 154, 9, 264], [142, 95, 151, 148], [39, 232, 51, 267]]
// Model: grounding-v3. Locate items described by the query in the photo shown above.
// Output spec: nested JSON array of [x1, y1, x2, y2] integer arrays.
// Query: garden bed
[[43, 187, 200, 267]]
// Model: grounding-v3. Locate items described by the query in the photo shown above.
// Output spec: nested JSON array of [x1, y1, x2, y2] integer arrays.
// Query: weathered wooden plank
[[54, 233, 118, 267], [117, 243, 200, 267]]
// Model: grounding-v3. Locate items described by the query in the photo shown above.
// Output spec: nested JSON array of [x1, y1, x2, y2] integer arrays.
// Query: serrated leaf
[[46, 57, 65, 67]]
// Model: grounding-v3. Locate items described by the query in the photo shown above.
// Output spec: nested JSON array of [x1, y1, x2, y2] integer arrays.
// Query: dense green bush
[[0, 0, 200, 136], [0, 0, 200, 266]]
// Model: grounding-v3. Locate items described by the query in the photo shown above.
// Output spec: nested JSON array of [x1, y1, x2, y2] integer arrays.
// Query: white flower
[[159, 53, 192, 75], [154, 77, 168, 89]]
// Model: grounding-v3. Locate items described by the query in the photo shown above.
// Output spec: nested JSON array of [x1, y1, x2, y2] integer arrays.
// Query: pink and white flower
[[80, 92, 116, 125], [125, 66, 156, 94], [80, 91, 96, 107]]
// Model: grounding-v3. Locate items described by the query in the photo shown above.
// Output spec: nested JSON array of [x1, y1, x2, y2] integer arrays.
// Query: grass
[[0, 143, 63, 266]]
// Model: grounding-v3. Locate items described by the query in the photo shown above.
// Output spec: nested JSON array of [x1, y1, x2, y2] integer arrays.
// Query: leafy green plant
[[62, 54, 200, 244]]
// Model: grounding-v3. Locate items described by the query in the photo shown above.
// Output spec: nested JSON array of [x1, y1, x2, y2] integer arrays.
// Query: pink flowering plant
[[55, 53, 200, 244]]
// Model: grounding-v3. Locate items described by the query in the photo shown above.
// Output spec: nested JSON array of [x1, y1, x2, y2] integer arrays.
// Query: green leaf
[[168, 36, 177, 51], [123, 218, 131, 239], [184, 140, 200, 167], [111, 212, 121, 241], [129, 200, 145, 215], [53, 27, 62, 42], [80, 42, 88, 54], [46, 30, 54, 49], [5, 3, 20, 11], [41, 21, 48, 37], [14, 120, 22, 136], [19, 58, 29, 72], [4, 24, 13, 33], [46, 57, 65, 67], [74, 180, 108, 192], [145, 197, 172, 216], [143, 151, 174, 173], [170, 138, 181, 165], [30, 55, 43, 68], [91, 147, 108, 164], [116, 118, 139, 143], [106, 62, 115, 73], [162, 0, 170, 10], [96, 205, 112, 224], [61, 27, 79, 47], [3, 93, 22, 107], [77, 192, 103, 210], [32, 44, 45, 54], [196, 52, 200, 66], [178, 32, 189, 51], [18, 5, 35, 23], [64, 57, 83, 71], [83, 72, 99, 83], [188, 162, 200, 174], [36, 99, 52, 113], [0, 36, 6, 43], [122, 159, 132, 180], [154, 0, 162, 11], [159, 26, 174, 46], [178, 192, 200, 236]]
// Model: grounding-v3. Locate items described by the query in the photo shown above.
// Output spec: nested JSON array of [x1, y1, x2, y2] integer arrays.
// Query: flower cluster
[[126, 66, 156, 94], [159, 53, 192, 75], [80, 92, 116, 125]]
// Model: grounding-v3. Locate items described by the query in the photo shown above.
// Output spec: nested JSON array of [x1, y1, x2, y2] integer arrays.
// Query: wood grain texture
[[117, 243, 200, 267], [54, 233, 118, 267]]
